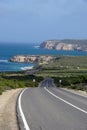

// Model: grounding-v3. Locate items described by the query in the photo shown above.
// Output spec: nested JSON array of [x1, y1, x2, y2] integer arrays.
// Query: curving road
[[18, 78, 87, 130]]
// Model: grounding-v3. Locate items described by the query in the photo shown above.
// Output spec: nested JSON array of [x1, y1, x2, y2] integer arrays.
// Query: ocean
[[0, 43, 87, 72]]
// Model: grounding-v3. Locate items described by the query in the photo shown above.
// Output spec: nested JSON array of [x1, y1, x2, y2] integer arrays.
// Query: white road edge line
[[44, 87, 87, 114], [18, 88, 30, 130]]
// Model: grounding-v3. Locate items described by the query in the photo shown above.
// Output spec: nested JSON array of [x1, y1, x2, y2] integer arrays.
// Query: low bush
[[0, 74, 43, 95], [53, 75, 87, 91]]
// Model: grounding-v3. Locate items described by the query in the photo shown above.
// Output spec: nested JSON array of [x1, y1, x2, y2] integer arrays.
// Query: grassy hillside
[[36, 56, 87, 77]]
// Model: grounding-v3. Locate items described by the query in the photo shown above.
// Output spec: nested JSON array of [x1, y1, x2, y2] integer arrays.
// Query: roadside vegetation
[[53, 76, 87, 91], [0, 72, 43, 95]]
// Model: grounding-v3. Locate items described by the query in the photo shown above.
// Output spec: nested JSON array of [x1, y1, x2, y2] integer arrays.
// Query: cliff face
[[40, 40, 87, 51], [10, 55, 55, 64]]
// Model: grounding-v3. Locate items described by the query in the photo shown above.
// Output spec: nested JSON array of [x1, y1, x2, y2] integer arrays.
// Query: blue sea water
[[0, 43, 87, 72]]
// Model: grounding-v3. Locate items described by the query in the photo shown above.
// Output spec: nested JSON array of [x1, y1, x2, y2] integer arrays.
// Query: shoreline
[[21, 65, 34, 70]]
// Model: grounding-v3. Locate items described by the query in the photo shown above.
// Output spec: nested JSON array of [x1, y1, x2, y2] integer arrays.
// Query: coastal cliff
[[40, 40, 87, 51], [10, 55, 56, 64]]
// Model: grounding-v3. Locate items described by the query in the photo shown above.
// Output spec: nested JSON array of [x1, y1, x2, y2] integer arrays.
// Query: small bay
[[0, 43, 87, 72]]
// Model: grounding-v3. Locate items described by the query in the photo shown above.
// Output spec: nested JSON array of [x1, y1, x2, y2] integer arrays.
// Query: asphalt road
[[18, 78, 87, 130]]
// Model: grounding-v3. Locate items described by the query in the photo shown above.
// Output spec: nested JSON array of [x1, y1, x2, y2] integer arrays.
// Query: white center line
[[18, 88, 30, 130], [44, 87, 87, 114]]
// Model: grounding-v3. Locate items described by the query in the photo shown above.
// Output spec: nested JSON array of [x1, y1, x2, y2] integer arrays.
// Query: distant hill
[[40, 39, 87, 51]]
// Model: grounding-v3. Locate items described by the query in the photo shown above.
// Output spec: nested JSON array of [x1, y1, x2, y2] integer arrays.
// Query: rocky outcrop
[[40, 40, 87, 51], [10, 55, 56, 65]]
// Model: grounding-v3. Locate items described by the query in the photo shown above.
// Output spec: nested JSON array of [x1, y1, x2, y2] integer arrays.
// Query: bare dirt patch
[[0, 89, 22, 130]]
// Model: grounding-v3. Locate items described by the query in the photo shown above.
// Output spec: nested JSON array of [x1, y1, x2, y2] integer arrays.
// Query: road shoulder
[[61, 88, 87, 97], [0, 88, 22, 130]]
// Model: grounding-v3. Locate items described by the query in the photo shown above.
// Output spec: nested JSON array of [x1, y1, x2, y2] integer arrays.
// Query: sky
[[0, 0, 87, 43]]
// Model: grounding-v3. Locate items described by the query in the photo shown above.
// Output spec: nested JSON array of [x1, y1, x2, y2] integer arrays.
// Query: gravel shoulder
[[0, 88, 22, 130]]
